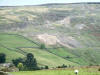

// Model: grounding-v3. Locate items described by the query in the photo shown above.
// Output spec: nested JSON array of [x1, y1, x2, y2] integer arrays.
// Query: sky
[[0, 0, 100, 6]]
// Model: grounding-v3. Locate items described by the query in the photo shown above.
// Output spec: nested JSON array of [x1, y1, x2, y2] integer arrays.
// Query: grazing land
[[0, 33, 78, 67], [12, 67, 100, 75], [0, 3, 100, 67]]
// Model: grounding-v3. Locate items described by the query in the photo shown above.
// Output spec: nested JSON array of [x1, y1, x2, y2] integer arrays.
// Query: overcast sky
[[0, 0, 100, 6]]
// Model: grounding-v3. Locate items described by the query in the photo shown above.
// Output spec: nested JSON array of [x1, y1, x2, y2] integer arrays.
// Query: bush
[[40, 67, 44, 70], [0, 53, 6, 63], [45, 66, 49, 69], [17, 63, 23, 71], [89, 63, 94, 66], [12, 53, 39, 71], [57, 64, 67, 68], [40, 43, 45, 49], [57, 66, 61, 68], [62, 64, 67, 68], [98, 68, 100, 71], [66, 56, 71, 58], [12, 58, 24, 67]]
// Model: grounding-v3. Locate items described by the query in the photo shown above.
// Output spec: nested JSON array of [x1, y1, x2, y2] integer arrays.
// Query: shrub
[[17, 63, 23, 71], [12, 53, 39, 71], [40, 43, 45, 49], [0, 53, 6, 63], [62, 64, 67, 68], [57, 64, 67, 68], [98, 68, 100, 71], [12, 58, 24, 67], [45, 66, 49, 69]]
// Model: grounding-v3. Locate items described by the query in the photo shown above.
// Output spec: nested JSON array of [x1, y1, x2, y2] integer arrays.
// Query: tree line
[[0, 53, 49, 71], [0, 53, 74, 71]]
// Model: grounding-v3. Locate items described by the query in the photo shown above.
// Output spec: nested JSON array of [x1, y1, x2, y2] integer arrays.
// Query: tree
[[62, 64, 67, 68], [45, 65, 49, 69], [25, 53, 38, 70], [17, 63, 23, 71], [40, 43, 45, 49], [12, 58, 24, 66], [0, 53, 6, 63], [57, 64, 67, 68], [98, 68, 100, 71]]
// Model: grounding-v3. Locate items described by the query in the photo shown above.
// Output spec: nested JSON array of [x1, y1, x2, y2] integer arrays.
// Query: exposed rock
[[0, 63, 19, 72], [0, 63, 11, 68], [37, 33, 82, 48], [37, 33, 60, 45], [0, 71, 11, 75], [58, 36, 83, 48]]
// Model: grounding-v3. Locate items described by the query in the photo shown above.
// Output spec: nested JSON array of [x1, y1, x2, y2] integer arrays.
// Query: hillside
[[0, 3, 100, 66], [0, 33, 78, 67]]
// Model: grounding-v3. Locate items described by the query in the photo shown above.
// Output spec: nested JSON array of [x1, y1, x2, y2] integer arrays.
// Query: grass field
[[0, 33, 100, 67], [12, 67, 100, 75], [0, 33, 78, 67], [0, 33, 38, 61], [0, 46, 24, 62], [22, 48, 78, 67]]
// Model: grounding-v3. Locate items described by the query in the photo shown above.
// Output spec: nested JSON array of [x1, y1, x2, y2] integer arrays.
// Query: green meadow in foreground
[[12, 68, 100, 75]]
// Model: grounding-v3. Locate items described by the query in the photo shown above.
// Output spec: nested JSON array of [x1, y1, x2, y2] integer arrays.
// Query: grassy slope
[[22, 48, 78, 67], [46, 48, 89, 65], [0, 4, 100, 66], [0, 46, 24, 62], [45, 45, 100, 65], [0, 33, 38, 48], [0, 33, 100, 66], [0, 33, 78, 67]]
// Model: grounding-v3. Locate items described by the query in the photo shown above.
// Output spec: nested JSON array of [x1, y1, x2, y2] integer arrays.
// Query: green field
[[0, 46, 24, 62], [12, 68, 100, 75], [22, 48, 78, 67], [0, 33, 38, 61], [0, 33, 78, 67], [0, 33, 100, 67]]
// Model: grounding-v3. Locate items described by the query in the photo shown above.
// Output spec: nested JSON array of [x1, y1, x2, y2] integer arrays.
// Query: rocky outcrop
[[0, 63, 19, 72], [0, 71, 11, 75], [37, 33, 60, 45]]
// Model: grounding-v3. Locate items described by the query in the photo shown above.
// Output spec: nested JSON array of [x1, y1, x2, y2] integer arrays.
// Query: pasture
[[12, 67, 100, 75], [0, 33, 78, 67]]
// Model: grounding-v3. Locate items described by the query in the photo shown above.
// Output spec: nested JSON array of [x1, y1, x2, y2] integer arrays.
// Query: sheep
[[74, 69, 79, 75]]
